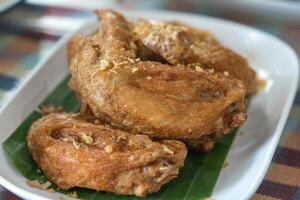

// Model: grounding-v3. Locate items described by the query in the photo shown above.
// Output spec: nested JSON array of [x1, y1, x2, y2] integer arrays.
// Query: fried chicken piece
[[133, 20, 257, 95], [68, 9, 247, 152], [27, 113, 187, 197]]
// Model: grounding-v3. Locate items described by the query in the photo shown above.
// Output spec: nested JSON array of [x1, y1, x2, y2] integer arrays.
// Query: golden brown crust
[[27, 113, 187, 197], [133, 20, 257, 95], [68, 9, 247, 151]]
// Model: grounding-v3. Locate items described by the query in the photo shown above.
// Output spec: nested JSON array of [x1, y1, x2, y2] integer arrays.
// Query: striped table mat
[[0, 2, 300, 200]]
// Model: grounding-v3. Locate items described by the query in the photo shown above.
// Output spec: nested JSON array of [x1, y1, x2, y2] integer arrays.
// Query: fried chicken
[[68, 9, 247, 152], [27, 113, 187, 197], [133, 20, 257, 95]]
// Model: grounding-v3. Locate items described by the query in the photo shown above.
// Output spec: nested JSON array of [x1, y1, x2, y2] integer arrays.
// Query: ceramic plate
[[0, 10, 298, 200]]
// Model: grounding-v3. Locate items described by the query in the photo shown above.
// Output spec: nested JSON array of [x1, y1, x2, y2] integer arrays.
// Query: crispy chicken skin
[[133, 20, 257, 95], [27, 113, 187, 197], [68, 9, 247, 152]]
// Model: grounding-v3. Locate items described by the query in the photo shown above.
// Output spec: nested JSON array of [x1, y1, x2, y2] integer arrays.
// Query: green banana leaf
[[2, 77, 237, 200]]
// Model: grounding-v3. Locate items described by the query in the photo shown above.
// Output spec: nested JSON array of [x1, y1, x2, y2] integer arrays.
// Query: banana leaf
[[2, 77, 237, 200]]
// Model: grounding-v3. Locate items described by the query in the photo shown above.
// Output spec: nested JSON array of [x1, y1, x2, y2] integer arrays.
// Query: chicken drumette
[[133, 20, 257, 95], [27, 113, 187, 197], [68, 9, 247, 152]]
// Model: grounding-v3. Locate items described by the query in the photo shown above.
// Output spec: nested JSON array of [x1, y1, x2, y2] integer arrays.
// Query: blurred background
[[0, 1, 300, 200]]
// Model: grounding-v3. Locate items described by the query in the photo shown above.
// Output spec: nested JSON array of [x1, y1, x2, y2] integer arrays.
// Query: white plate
[[0, 10, 298, 200]]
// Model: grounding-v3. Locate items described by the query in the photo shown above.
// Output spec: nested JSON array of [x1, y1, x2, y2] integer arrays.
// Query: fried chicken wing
[[68, 9, 247, 152], [133, 20, 257, 95], [27, 113, 187, 197]]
